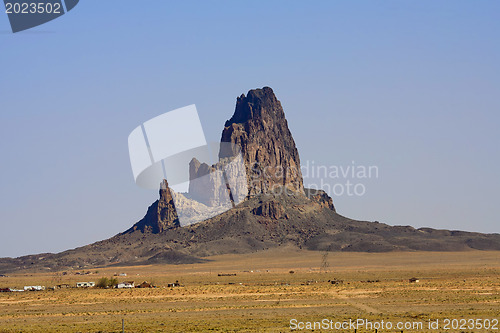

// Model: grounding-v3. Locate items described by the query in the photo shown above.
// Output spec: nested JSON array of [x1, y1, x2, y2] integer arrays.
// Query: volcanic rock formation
[[219, 87, 304, 196], [125, 180, 180, 233], [1, 87, 500, 273], [131, 86, 315, 232]]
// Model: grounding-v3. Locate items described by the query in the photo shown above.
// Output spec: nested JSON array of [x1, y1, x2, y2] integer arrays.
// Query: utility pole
[[320, 251, 330, 273]]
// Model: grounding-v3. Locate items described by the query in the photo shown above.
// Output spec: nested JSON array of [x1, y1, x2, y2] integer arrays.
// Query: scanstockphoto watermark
[[290, 318, 424, 331], [247, 160, 379, 197], [301, 160, 379, 197], [290, 318, 499, 331]]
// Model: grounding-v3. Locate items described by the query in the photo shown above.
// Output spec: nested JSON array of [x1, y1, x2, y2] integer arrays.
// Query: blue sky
[[1, 1, 499, 257]]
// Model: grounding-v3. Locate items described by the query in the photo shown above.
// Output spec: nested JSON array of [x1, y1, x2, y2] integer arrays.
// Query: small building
[[409, 277, 420, 283], [56, 284, 71, 289], [328, 279, 344, 285], [167, 280, 180, 288], [136, 281, 153, 288], [76, 282, 95, 288], [116, 281, 134, 289], [24, 286, 45, 291]]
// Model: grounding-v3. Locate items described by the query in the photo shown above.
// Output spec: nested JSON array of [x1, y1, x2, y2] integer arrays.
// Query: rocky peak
[[124, 180, 180, 234], [127, 87, 332, 234], [219, 87, 304, 196], [224, 87, 285, 126]]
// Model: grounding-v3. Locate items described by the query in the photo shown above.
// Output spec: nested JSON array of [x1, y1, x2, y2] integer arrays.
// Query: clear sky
[[1, 1, 499, 257]]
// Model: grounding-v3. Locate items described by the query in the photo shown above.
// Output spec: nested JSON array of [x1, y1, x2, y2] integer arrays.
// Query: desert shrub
[[96, 277, 109, 288], [96, 277, 119, 288], [109, 277, 118, 287]]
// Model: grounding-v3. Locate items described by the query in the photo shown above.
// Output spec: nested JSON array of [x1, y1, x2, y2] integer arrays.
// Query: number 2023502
[[5, 2, 62, 14]]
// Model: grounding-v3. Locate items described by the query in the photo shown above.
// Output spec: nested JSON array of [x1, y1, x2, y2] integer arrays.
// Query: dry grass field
[[0, 248, 499, 332]]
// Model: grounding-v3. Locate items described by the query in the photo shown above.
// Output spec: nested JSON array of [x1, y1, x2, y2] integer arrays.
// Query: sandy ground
[[0, 249, 499, 332]]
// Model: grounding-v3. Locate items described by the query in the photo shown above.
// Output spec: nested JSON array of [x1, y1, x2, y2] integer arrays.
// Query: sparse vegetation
[[0, 250, 498, 332], [95, 277, 118, 288]]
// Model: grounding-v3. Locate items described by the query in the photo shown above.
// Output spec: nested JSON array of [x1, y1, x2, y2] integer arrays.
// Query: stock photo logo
[[3, 0, 79, 33], [128, 105, 248, 227]]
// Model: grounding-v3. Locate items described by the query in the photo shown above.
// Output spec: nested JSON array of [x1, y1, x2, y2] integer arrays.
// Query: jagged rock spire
[[219, 87, 304, 196], [128, 87, 309, 233], [125, 180, 180, 233]]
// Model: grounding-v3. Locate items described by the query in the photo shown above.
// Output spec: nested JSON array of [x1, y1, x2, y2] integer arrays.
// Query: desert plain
[[0, 248, 499, 332]]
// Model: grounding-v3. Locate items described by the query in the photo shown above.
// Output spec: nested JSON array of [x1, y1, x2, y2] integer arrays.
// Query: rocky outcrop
[[305, 188, 336, 212], [219, 87, 304, 196], [252, 201, 287, 219], [128, 87, 332, 233], [124, 180, 180, 233], [188, 158, 230, 207]]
